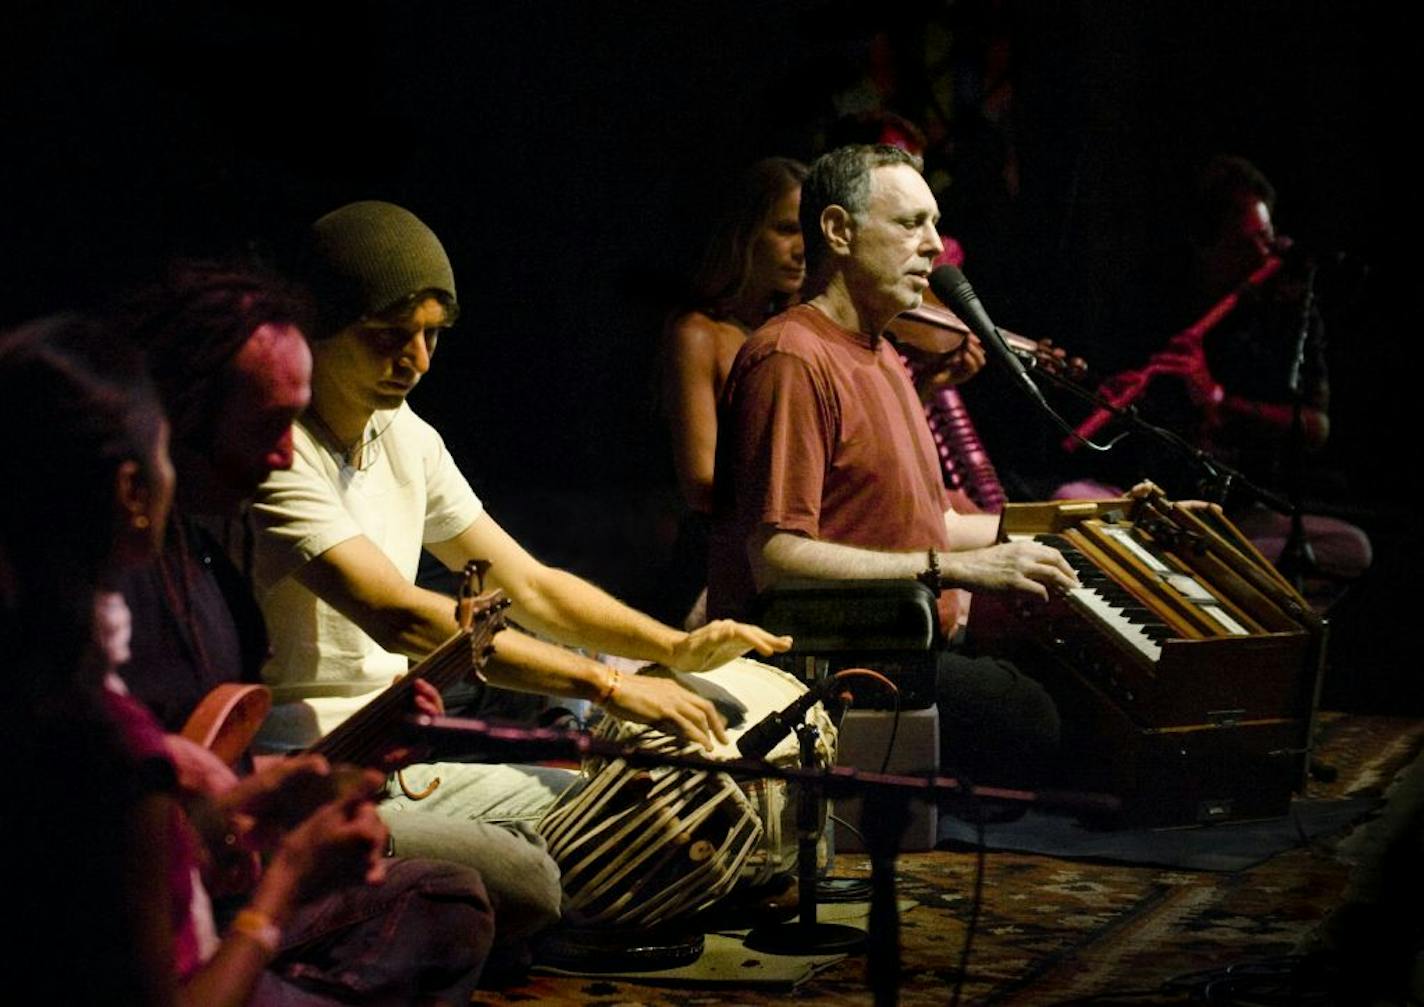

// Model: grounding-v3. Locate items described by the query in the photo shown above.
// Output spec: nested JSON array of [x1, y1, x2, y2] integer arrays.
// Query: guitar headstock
[[465, 559, 492, 595], [455, 559, 510, 677], [456, 559, 497, 627]]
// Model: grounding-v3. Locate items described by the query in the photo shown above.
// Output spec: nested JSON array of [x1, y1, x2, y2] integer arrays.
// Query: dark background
[[3, 1, 1415, 706]]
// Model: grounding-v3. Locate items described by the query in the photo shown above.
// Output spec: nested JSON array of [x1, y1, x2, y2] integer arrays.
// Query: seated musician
[[1058, 155, 1369, 596], [664, 157, 809, 519], [707, 145, 1079, 791], [661, 152, 991, 628], [660, 157, 808, 625], [244, 201, 792, 925], [117, 264, 316, 732]]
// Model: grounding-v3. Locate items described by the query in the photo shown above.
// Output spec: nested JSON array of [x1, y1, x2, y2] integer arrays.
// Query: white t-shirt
[[250, 402, 482, 748]]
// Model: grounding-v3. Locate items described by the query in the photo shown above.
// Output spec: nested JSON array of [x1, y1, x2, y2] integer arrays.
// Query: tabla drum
[[537, 657, 836, 928]]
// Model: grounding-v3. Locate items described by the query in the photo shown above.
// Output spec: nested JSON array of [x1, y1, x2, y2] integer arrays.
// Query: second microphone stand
[[1274, 260, 1320, 591], [744, 722, 868, 956]]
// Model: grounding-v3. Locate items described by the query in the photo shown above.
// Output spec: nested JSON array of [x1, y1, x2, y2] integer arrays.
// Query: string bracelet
[[595, 666, 623, 706]]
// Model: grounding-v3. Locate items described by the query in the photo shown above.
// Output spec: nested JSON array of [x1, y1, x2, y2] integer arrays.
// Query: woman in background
[[657, 158, 806, 625], [662, 156, 808, 517]]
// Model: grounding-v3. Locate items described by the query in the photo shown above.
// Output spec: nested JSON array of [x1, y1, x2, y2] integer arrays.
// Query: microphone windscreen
[[929, 264, 972, 308]]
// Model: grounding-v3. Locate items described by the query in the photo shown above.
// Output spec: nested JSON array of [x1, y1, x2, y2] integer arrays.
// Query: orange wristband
[[595, 666, 622, 705], [231, 907, 281, 955]]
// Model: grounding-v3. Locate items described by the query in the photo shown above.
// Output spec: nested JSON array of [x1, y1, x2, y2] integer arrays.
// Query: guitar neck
[[311, 591, 506, 766]]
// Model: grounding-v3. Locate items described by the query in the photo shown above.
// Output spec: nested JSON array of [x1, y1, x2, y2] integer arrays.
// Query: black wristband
[[916, 548, 942, 593]]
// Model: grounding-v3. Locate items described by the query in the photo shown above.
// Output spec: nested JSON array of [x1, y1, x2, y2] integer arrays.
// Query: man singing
[[708, 145, 1077, 789]]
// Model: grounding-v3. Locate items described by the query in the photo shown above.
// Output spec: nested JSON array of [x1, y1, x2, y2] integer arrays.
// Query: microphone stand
[[407, 714, 1119, 1007], [744, 722, 868, 957], [863, 782, 914, 1007], [1275, 260, 1320, 591], [1029, 360, 1294, 515]]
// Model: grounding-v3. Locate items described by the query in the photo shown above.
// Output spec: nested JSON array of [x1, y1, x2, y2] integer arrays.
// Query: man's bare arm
[[756, 527, 1078, 601], [292, 534, 731, 748], [294, 535, 457, 657], [943, 508, 1002, 551], [426, 511, 789, 673]]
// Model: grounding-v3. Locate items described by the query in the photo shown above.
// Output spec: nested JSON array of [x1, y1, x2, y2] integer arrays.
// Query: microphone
[[735, 677, 844, 759], [929, 265, 1048, 407]]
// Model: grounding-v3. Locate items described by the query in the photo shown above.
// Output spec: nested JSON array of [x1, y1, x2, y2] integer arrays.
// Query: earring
[[132, 514, 150, 530]]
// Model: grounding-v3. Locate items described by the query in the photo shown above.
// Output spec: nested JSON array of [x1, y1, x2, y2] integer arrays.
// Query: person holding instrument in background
[[1057, 155, 1369, 602], [659, 157, 808, 625], [663, 157, 809, 520]]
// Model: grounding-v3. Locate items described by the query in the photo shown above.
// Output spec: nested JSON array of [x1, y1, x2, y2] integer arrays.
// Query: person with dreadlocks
[[115, 261, 316, 730]]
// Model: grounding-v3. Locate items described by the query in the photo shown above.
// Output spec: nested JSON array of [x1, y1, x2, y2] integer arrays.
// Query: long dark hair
[[0, 314, 165, 687], [689, 157, 808, 320], [1, 314, 169, 1003]]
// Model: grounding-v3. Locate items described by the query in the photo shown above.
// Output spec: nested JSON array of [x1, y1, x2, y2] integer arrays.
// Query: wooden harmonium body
[[968, 491, 1325, 827]]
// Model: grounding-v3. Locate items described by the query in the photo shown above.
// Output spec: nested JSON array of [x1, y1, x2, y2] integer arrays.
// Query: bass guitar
[[183, 560, 508, 778]]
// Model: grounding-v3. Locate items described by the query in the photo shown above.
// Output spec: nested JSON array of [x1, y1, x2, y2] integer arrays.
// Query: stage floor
[[474, 713, 1424, 1005]]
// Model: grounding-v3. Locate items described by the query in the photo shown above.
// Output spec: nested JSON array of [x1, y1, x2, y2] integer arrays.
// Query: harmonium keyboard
[[967, 489, 1326, 827]]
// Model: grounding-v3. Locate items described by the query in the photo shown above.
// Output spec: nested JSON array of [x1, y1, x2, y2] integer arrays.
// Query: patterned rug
[[473, 714, 1424, 1005]]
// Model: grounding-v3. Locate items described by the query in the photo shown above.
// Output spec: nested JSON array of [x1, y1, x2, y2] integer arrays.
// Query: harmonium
[[968, 488, 1326, 827]]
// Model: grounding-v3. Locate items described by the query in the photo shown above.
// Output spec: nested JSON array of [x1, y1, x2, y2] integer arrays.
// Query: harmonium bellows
[[967, 490, 1326, 827]]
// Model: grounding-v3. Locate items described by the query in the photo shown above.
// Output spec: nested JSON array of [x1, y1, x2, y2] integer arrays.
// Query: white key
[[1067, 586, 1163, 664], [1010, 532, 1164, 662]]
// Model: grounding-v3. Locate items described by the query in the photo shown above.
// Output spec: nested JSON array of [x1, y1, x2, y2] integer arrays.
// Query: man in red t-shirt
[[709, 144, 1078, 790]]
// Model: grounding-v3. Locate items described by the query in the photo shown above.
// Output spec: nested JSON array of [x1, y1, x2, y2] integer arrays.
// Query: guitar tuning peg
[[472, 559, 493, 593]]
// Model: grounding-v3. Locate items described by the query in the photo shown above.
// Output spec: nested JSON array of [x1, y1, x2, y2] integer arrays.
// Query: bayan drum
[[537, 657, 836, 928]]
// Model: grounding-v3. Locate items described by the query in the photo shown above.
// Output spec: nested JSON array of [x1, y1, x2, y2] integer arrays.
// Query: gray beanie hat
[[306, 200, 457, 336]]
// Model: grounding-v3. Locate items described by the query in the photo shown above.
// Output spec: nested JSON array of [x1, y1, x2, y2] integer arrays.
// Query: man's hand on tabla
[[604, 670, 730, 752], [667, 619, 791, 675]]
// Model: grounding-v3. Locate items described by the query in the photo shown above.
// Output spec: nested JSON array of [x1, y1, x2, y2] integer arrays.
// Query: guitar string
[[308, 593, 502, 764], [316, 637, 467, 763], [316, 628, 487, 764]]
